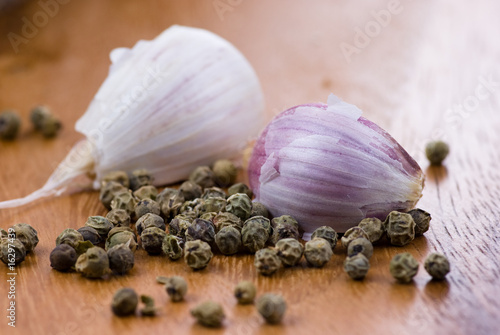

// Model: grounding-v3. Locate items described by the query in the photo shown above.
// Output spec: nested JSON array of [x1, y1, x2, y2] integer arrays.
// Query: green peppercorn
[[185, 218, 215, 245], [271, 215, 299, 229], [212, 159, 237, 187], [347, 237, 373, 259], [189, 166, 217, 189], [311, 226, 338, 250], [140, 295, 158, 316], [135, 199, 161, 218], [191, 301, 225, 327], [11, 223, 38, 253], [241, 216, 271, 253], [426, 140, 449, 165], [111, 288, 138, 317], [107, 243, 134, 275], [77, 226, 101, 245], [390, 252, 419, 283], [75, 246, 110, 278], [1, 228, 7, 239], [256, 294, 286, 324], [49, 244, 77, 272], [39, 114, 62, 138], [100, 181, 128, 210], [228, 182, 253, 198], [85, 216, 113, 240], [270, 223, 300, 245], [226, 193, 253, 220], [106, 209, 131, 228], [133, 185, 158, 200], [105, 227, 137, 252], [304, 238, 333, 268], [158, 188, 184, 219], [385, 211, 416, 246], [30, 105, 50, 131], [408, 209, 431, 236], [250, 202, 269, 218], [168, 216, 192, 239], [179, 180, 202, 201], [141, 227, 167, 255], [213, 212, 242, 233], [129, 169, 153, 191], [199, 212, 217, 221], [164, 276, 188, 302], [358, 218, 385, 243], [184, 240, 213, 270], [344, 253, 370, 280], [56, 228, 84, 249], [215, 226, 241, 255], [110, 191, 138, 216], [74, 240, 94, 255], [180, 210, 198, 222], [162, 234, 184, 260], [234, 281, 256, 304], [424, 253, 450, 280], [0, 110, 21, 140], [341, 227, 369, 248], [101, 170, 130, 188], [1, 239, 26, 266], [202, 187, 226, 200], [180, 198, 204, 216], [199, 197, 227, 214], [275, 238, 304, 267], [254, 248, 282, 276], [136, 213, 165, 235]]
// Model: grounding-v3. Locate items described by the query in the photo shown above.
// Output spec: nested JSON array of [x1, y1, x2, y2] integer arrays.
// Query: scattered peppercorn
[[133, 185, 158, 200], [185, 218, 216, 245], [275, 238, 304, 267], [0, 239, 26, 266], [11, 223, 38, 253], [110, 191, 138, 216], [0, 110, 21, 140], [105, 227, 137, 252], [213, 212, 242, 233], [424, 253, 450, 280], [179, 180, 202, 201], [111, 288, 138, 317], [347, 237, 373, 259], [85, 216, 113, 240], [426, 140, 449, 165], [184, 240, 213, 270], [162, 234, 184, 260], [304, 237, 333, 268], [202, 187, 226, 200], [191, 301, 225, 327], [158, 188, 184, 219], [106, 209, 131, 228], [215, 226, 241, 255], [168, 216, 191, 239], [228, 182, 253, 198], [100, 181, 128, 210], [56, 228, 84, 249], [199, 212, 217, 221], [212, 159, 237, 187], [129, 169, 153, 191], [74, 240, 95, 255], [189, 166, 217, 189], [250, 202, 269, 218], [77, 226, 101, 245], [164, 276, 188, 302], [108, 243, 134, 275], [241, 216, 271, 253], [254, 248, 282, 276], [344, 253, 370, 280], [140, 295, 158, 316], [407, 209, 431, 236], [340, 227, 369, 248], [40, 114, 62, 138], [358, 218, 385, 243], [49, 244, 77, 272], [30, 105, 50, 131], [385, 211, 415, 246], [311, 226, 338, 250], [135, 199, 161, 218], [390, 252, 419, 283], [75, 246, 110, 278], [234, 281, 256, 304], [270, 222, 300, 245], [101, 170, 130, 189], [199, 196, 227, 214], [140, 227, 167, 255], [256, 294, 286, 324], [136, 213, 165, 236]]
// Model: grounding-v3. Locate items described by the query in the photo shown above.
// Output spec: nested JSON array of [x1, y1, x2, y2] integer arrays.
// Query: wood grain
[[1, 0, 500, 334]]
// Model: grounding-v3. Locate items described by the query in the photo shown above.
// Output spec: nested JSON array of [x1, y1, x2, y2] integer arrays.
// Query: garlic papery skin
[[0, 25, 265, 209], [248, 94, 424, 235]]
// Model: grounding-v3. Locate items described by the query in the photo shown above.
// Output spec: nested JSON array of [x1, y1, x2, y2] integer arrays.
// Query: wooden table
[[1, 1, 499, 334]]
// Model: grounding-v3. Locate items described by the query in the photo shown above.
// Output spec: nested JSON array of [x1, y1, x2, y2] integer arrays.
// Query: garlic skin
[[0, 26, 264, 209], [248, 94, 424, 235]]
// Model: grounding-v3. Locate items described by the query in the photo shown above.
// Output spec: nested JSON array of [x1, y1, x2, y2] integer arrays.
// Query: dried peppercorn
[[101, 170, 130, 189], [202, 187, 226, 200], [74, 240, 94, 255], [390, 252, 419, 283], [135, 199, 161, 218], [56, 228, 84, 249], [304, 238, 333, 268], [185, 218, 215, 245], [311, 226, 338, 250], [158, 188, 184, 219], [179, 180, 202, 201], [407, 209, 431, 236], [191, 301, 225, 327], [270, 223, 300, 245], [30, 105, 50, 131], [228, 182, 253, 198], [212, 159, 237, 187], [39, 114, 62, 138], [50, 244, 77, 272], [358, 218, 385, 243], [275, 238, 304, 267], [234, 281, 256, 304], [136, 213, 165, 236], [344, 253, 370, 280], [226, 193, 252, 219], [424, 253, 450, 280], [107, 243, 134, 275], [250, 202, 269, 218], [129, 169, 153, 191], [164, 276, 188, 302], [168, 216, 192, 239], [105, 227, 137, 252], [189, 166, 217, 189], [1, 228, 7, 239], [199, 212, 217, 222], [106, 209, 131, 228], [11, 223, 39, 252], [213, 212, 242, 233], [215, 226, 241, 255], [271, 215, 299, 229], [184, 240, 213, 270], [1, 239, 26, 266], [385, 211, 415, 246], [199, 197, 227, 214], [75, 247, 110, 278], [0, 110, 21, 140], [254, 248, 282, 276], [140, 227, 167, 255], [241, 216, 271, 253], [112, 288, 138, 317], [99, 181, 128, 210], [426, 140, 449, 165], [85, 216, 113, 240], [140, 295, 158, 316], [162, 234, 184, 260], [347, 237, 373, 259], [340, 227, 369, 248], [180, 198, 204, 216], [133, 185, 158, 200], [256, 294, 286, 324], [110, 191, 138, 216], [77, 226, 101, 245]]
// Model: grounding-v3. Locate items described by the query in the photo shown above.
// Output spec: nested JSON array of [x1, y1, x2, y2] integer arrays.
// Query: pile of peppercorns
[[0, 223, 39, 267], [0, 106, 62, 140]]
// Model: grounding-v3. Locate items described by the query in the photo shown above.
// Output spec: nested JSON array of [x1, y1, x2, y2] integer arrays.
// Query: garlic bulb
[[0, 25, 264, 209], [248, 94, 424, 235]]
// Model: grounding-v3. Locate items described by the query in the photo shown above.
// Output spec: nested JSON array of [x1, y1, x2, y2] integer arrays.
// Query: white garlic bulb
[[0, 25, 265, 209]]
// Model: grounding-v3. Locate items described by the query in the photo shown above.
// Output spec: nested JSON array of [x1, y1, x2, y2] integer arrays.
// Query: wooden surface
[[1, 1, 500, 334]]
